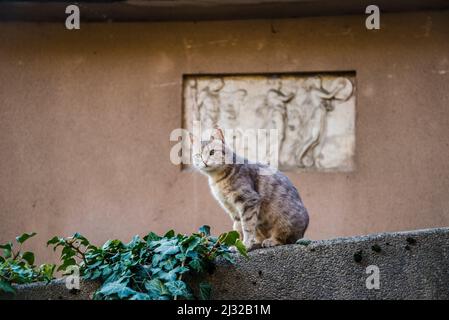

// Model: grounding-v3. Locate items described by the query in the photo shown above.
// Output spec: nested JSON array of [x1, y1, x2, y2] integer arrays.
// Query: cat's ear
[[210, 128, 225, 142]]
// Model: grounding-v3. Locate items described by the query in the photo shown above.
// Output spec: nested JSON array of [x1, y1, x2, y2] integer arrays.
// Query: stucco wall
[[0, 11, 448, 263]]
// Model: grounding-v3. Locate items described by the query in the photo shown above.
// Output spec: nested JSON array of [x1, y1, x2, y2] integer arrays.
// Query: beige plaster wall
[[0, 11, 448, 263]]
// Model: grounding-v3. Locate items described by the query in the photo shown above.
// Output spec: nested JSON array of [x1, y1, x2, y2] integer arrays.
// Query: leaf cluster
[[47, 225, 247, 300], [0, 233, 55, 294]]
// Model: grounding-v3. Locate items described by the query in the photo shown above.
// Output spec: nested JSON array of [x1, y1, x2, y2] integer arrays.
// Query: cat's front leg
[[229, 219, 244, 253], [238, 197, 261, 250], [232, 219, 243, 240]]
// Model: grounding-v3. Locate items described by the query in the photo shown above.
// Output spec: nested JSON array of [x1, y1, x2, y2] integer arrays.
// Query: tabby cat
[[192, 128, 309, 250]]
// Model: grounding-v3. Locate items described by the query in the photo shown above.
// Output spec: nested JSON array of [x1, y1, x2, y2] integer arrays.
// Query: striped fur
[[192, 129, 309, 250]]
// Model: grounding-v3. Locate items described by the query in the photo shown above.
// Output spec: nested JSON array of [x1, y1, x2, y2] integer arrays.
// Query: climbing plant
[[0, 226, 247, 300], [0, 233, 55, 294]]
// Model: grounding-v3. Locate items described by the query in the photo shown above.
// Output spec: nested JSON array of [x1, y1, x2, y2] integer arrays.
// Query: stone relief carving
[[184, 73, 355, 171]]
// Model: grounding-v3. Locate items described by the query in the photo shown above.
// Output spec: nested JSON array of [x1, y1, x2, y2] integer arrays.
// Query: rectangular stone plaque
[[183, 73, 356, 172]]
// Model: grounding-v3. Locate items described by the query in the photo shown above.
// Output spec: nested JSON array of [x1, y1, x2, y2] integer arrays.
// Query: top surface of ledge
[[2, 227, 449, 300]]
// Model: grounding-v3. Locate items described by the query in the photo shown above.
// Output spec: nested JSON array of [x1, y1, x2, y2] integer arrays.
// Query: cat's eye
[[209, 150, 215, 156]]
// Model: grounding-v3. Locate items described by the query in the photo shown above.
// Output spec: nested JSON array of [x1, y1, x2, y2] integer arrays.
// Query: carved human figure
[[256, 77, 295, 148], [197, 78, 225, 129], [219, 89, 247, 154], [258, 77, 296, 165], [187, 79, 200, 121], [220, 89, 247, 128], [295, 77, 349, 168], [281, 105, 304, 167]]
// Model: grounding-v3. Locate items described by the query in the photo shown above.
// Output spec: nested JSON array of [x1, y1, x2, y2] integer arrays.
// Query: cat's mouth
[[203, 164, 215, 171]]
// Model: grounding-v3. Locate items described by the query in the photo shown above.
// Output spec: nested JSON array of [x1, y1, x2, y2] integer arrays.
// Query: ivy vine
[[0, 233, 55, 294], [0, 226, 247, 300]]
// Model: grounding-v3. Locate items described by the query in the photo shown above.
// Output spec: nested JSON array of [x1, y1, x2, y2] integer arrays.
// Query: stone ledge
[[2, 227, 449, 300]]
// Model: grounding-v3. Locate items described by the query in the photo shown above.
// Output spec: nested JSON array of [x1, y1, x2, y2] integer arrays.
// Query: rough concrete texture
[[1, 278, 100, 300], [205, 227, 449, 299], [2, 228, 449, 300]]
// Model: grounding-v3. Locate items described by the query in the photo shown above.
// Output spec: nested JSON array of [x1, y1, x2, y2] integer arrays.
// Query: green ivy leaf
[[61, 246, 76, 260], [185, 236, 202, 253], [125, 235, 142, 249], [144, 232, 161, 242], [221, 231, 240, 246], [101, 266, 113, 278], [22, 252, 35, 265], [220, 252, 235, 264], [234, 239, 248, 258], [158, 267, 186, 282], [145, 278, 169, 296], [0, 280, 16, 294], [199, 282, 211, 300], [130, 292, 151, 300], [16, 232, 37, 244], [0, 243, 12, 250], [101, 239, 123, 251], [165, 280, 188, 296], [73, 233, 90, 246], [198, 225, 211, 236], [160, 257, 177, 271], [46, 236, 60, 246], [56, 258, 77, 272], [164, 230, 175, 238], [188, 259, 203, 273], [0, 242, 12, 259], [154, 241, 180, 257], [88, 260, 103, 269], [117, 287, 137, 299], [39, 264, 55, 281], [98, 280, 135, 299]]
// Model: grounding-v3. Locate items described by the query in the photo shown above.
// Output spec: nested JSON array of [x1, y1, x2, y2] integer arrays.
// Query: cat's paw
[[246, 243, 262, 251], [262, 238, 280, 248], [243, 239, 261, 251]]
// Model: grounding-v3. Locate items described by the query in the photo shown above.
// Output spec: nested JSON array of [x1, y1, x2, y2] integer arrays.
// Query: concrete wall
[[3, 228, 449, 300], [0, 11, 448, 263]]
